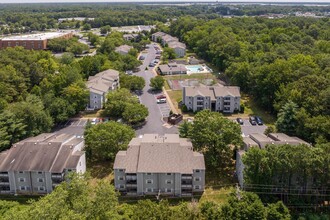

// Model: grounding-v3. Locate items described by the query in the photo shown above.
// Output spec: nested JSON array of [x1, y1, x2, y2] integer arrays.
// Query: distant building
[[113, 134, 205, 197], [123, 34, 139, 41], [168, 41, 186, 58], [115, 44, 133, 55], [58, 17, 95, 23], [0, 32, 73, 50], [151, 32, 186, 58], [157, 62, 187, 75], [0, 133, 86, 195], [236, 133, 310, 188], [86, 69, 120, 109], [182, 86, 241, 113]]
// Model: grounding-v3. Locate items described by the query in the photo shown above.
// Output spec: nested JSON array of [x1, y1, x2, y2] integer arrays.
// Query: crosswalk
[[63, 119, 88, 127]]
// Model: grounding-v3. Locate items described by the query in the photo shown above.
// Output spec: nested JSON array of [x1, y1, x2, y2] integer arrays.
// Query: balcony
[[181, 193, 192, 197], [181, 184, 192, 188], [126, 183, 137, 188], [224, 102, 231, 106], [0, 173, 8, 177], [51, 174, 63, 179], [196, 102, 204, 106], [181, 175, 192, 180], [0, 182, 9, 186]]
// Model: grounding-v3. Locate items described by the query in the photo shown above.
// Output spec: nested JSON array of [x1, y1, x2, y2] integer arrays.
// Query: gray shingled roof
[[184, 86, 241, 99], [113, 134, 205, 174], [168, 41, 186, 49], [158, 63, 187, 73], [115, 45, 133, 54], [0, 134, 85, 172], [86, 69, 119, 95]]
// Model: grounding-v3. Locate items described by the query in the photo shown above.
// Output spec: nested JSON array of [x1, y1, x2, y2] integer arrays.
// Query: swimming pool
[[185, 65, 204, 73]]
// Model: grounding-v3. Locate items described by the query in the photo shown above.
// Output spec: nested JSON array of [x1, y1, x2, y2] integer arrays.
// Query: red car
[[156, 95, 166, 99]]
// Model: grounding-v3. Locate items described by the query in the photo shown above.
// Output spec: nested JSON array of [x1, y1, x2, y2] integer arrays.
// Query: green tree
[[0, 110, 26, 151], [62, 82, 89, 113], [266, 201, 291, 220], [67, 42, 89, 56], [149, 75, 165, 90], [123, 103, 148, 124], [82, 23, 91, 31], [178, 120, 192, 138], [100, 25, 111, 35], [275, 101, 299, 136], [120, 74, 145, 91], [84, 121, 135, 161], [182, 110, 242, 169], [104, 88, 139, 117], [9, 95, 53, 137]]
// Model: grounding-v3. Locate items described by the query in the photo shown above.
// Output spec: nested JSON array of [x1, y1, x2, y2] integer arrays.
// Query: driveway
[[53, 118, 88, 136], [239, 119, 267, 136], [134, 44, 178, 136]]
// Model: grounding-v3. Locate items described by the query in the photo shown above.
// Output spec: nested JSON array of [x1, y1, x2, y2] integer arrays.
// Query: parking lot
[[54, 118, 88, 136], [238, 119, 267, 136], [154, 95, 171, 117]]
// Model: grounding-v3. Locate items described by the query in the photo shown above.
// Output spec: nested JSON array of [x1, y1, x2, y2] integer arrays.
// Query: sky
[[0, 0, 329, 3]]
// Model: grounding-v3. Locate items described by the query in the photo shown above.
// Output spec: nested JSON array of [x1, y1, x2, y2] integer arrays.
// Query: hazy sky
[[0, 0, 329, 3]]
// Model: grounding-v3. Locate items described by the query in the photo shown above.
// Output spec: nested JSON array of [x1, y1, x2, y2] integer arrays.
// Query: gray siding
[[89, 92, 103, 109]]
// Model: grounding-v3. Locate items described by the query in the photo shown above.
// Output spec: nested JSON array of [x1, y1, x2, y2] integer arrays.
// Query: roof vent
[[34, 143, 37, 145], [48, 142, 51, 145]]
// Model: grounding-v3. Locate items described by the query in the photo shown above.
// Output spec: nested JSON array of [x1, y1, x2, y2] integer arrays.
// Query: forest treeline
[[169, 16, 330, 144]]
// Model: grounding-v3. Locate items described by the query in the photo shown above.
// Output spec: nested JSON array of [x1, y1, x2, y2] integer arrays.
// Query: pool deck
[[185, 64, 212, 75]]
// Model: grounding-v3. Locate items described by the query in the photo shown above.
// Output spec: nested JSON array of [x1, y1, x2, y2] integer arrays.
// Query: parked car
[[255, 116, 263, 125], [139, 56, 145, 60], [236, 118, 244, 125], [157, 98, 166, 104], [91, 118, 99, 125], [249, 116, 257, 125], [155, 55, 161, 59], [133, 67, 141, 72], [149, 62, 156, 67], [156, 94, 166, 99], [154, 59, 160, 63], [125, 70, 133, 75]]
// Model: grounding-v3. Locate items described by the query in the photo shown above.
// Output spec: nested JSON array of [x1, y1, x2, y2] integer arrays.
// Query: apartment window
[[166, 173, 172, 176], [94, 95, 97, 98], [15, 42, 19, 46], [19, 171, 24, 174], [38, 186, 45, 191], [67, 169, 72, 172], [8, 42, 11, 46], [94, 101, 97, 103], [146, 188, 153, 193], [195, 169, 200, 173], [195, 177, 201, 182], [118, 169, 124, 172], [118, 176, 124, 181], [23, 42, 26, 47], [119, 184, 125, 189], [19, 178, 25, 182], [146, 179, 153, 184], [166, 180, 172, 184], [19, 186, 26, 191], [37, 178, 44, 183], [146, 173, 152, 176], [37, 171, 42, 174], [194, 185, 201, 190], [165, 188, 172, 193]]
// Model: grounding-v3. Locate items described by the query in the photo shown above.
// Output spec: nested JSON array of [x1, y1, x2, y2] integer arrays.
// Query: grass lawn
[[240, 95, 276, 125], [166, 90, 182, 113], [199, 187, 233, 204], [0, 195, 41, 204], [81, 110, 103, 118], [163, 73, 216, 81]]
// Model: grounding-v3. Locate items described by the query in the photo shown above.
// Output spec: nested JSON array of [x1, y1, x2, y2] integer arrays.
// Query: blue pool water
[[185, 65, 209, 73]]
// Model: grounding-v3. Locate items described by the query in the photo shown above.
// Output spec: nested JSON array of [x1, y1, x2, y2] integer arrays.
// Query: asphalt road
[[239, 119, 267, 136], [53, 118, 88, 136], [134, 44, 178, 136]]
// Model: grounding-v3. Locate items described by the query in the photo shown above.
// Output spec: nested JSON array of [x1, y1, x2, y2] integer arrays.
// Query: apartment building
[[113, 134, 205, 197], [182, 86, 241, 113], [236, 133, 310, 188], [151, 32, 186, 58], [0, 133, 86, 195], [157, 62, 187, 75], [86, 69, 120, 109], [0, 32, 73, 50], [115, 44, 133, 55]]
